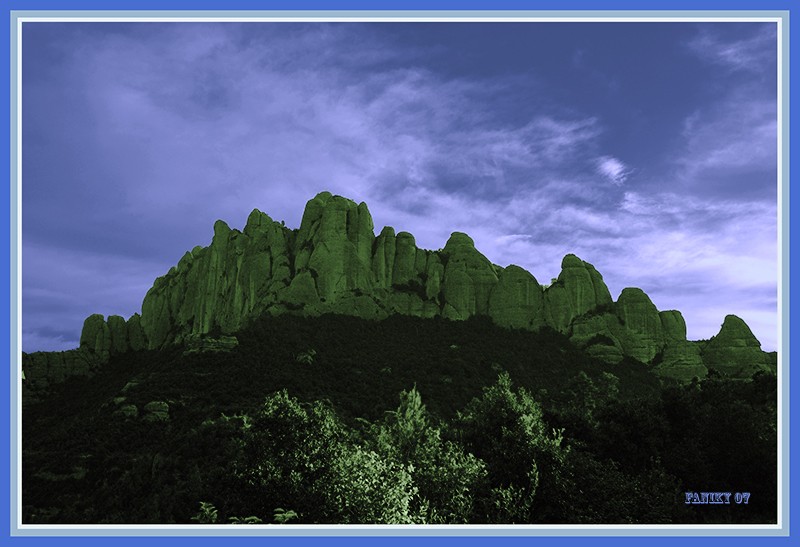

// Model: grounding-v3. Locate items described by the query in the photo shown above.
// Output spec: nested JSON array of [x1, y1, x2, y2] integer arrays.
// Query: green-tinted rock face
[[21, 348, 102, 391], [424, 253, 444, 301], [26, 312, 149, 390], [570, 312, 623, 345], [615, 288, 664, 363], [488, 265, 545, 329], [441, 232, 498, 318], [31, 192, 769, 391], [372, 226, 396, 289], [655, 343, 707, 382], [392, 232, 417, 286], [543, 255, 613, 333], [568, 312, 628, 365], [107, 315, 128, 355], [296, 193, 375, 302], [651, 310, 707, 381], [80, 314, 111, 359], [127, 313, 146, 351], [141, 207, 294, 348], [702, 315, 772, 377], [183, 334, 239, 355], [585, 343, 625, 364], [143, 401, 170, 422], [660, 310, 687, 341], [282, 270, 320, 307]]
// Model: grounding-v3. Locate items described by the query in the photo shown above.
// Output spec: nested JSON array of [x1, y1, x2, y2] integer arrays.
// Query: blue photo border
[[2, 0, 795, 544]]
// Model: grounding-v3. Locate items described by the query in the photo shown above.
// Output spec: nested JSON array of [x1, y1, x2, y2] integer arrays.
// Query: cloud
[[676, 91, 776, 193], [595, 156, 632, 186], [687, 24, 777, 74], [21, 22, 778, 354], [482, 190, 778, 350], [23, 241, 163, 351]]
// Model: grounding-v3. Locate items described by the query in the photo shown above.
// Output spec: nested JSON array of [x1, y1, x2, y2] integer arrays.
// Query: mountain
[[22, 191, 775, 391]]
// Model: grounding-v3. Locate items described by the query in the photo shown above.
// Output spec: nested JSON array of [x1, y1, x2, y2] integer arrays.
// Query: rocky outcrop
[[290, 191, 375, 304], [543, 255, 613, 333], [79, 314, 111, 360], [615, 288, 665, 364], [183, 334, 239, 355], [25, 191, 772, 390], [441, 233, 499, 320], [141, 208, 294, 348], [21, 348, 103, 391], [701, 315, 773, 377], [488, 265, 545, 330], [23, 312, 149, 392], [569, 312, 626, 364], [143, 401, 170, 422], [653, 311, 707, 382], [127, 313, 147, 351]]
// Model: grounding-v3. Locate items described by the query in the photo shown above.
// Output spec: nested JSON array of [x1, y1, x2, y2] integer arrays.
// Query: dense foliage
[[22, 313, 777, 524]]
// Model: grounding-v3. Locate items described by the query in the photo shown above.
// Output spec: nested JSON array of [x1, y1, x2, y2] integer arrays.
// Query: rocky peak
[[702, 314, 771, 377], [25, 192, 772, 392], [713, 314, 763, 347], [441, 232, 498, 319], [291, 192, 376, 302], [543, 254, 612, 333]]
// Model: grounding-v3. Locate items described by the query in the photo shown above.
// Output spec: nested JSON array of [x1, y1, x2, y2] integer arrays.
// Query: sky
[[21, 20, 779, 352]]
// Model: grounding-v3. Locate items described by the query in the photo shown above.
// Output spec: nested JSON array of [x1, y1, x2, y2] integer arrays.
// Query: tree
[[371, 387, 487, 523], [234, 389, 419, 524], [452, 373, 567, 523]]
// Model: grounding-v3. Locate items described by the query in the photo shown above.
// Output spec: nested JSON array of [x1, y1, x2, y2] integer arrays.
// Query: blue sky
[[21, 21, 779, 352]]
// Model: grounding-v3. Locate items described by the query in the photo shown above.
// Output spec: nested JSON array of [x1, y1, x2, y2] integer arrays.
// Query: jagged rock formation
[[21, 348, 103, 391], [22, 312, 143, 391], [652, 311, 707, 382], [23, 192, 773, 389], [544, 254, 613, 333], [183, 334, 239, 355], [701, 315, 774, 378], [488, 265, 545, 330]]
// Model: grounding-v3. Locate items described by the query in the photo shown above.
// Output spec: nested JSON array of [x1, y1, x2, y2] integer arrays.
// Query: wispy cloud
[[21, 22, 778, 354], [676, 91, 776, 193], [687, 24, 777, 74], [595, 156, 632, 186]]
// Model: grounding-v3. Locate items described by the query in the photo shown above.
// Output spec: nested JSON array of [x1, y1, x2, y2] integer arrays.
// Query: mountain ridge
[[22, 191, 775, 390]]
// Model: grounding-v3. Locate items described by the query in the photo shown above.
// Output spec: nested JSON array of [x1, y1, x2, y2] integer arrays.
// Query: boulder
[[143, 401, 170, 422], [114, 404, 139, 419]]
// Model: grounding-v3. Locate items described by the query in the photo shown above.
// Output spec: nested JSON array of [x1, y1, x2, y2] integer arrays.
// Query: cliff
[[23, 192, 774, 389]]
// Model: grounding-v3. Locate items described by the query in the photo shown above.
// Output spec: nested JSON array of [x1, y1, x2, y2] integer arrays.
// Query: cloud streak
[[687, 24, 777, 74]]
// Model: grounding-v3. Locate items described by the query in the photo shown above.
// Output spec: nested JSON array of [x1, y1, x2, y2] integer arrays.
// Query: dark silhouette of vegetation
[[21, 313, 776, 524]]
